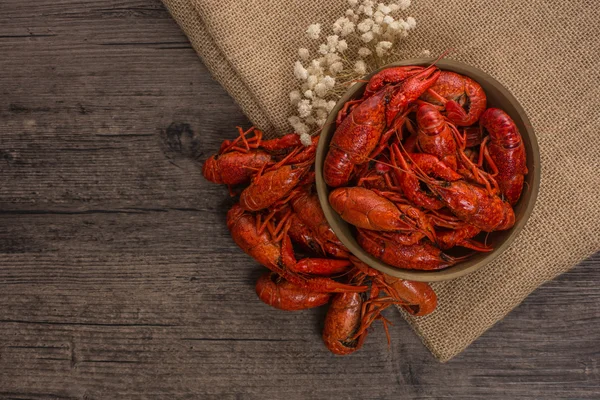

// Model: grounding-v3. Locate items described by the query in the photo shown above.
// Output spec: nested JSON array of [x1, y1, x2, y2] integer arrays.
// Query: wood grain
[[0, 1, 598, 399]]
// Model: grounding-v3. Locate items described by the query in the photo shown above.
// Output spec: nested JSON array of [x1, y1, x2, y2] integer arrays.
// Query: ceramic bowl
[[315, 59, 540, 282]]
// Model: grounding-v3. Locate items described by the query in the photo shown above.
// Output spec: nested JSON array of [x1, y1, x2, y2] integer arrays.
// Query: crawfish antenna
[[427, 48, 455, 68]]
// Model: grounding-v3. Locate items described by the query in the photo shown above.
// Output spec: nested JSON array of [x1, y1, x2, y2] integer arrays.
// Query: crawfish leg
[[336, 99, 362, 126], [478, 137, 500, 176], [222, 126, 262, 153], [457, 239, 493, 252], [369, 110, 411, 160]]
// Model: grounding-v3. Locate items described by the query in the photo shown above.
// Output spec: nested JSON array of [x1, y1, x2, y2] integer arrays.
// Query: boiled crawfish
[[479, 108, 528, 205], [420, 70, 487, 126]]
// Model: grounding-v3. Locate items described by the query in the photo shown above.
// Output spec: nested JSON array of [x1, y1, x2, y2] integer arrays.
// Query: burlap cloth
[[162, 0, 600, 361]]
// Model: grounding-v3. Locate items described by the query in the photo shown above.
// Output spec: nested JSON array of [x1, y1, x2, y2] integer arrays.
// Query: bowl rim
[[315, 58, 541, 282]]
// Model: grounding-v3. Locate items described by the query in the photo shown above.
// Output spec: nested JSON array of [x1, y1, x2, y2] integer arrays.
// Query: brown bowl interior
[[315, 59, 540, 282]]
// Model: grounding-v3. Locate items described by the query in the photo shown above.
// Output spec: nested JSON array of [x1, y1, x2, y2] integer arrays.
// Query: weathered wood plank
[[0, 1, 599, 399]]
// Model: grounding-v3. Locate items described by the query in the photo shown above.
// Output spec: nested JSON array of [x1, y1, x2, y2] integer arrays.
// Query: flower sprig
[[289, 0, 424, 145]]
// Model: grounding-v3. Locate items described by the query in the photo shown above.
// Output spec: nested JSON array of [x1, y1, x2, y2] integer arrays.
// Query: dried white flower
[[298, 48, 310, 60], [289, 90, 302, 105], [289, 2, 419, 133], [420, 49, 432, 57], [361, 31, 374, 43], [299, 132, 312, 146], [297, 99, 312, 117], [313, 98, 328, 110], [293, 122, 310, 135], [326, 35, 339, 52], [308, 59, 324, 74], [306, 23, 321, 40], [316, 108, 329, 120], [294, 61, 308, 80], [306, 75, 318, 90], [388, 20, 402, 32], [326, 100, 337, 112], [337, 39, 348, 52], [324, 52, 341, 66], [288, 116, 301, 126], [377, 3, 392, 14], [329, 61, 344, 75], [341, 21, 356, 36], [397, 0, 411, 11], [357, 18, 374, 33], [322, 75, 336, 89], [375, 40, 393, 57], [383, 15, 394, 25], [354, 60, 367, 75], [332, 17, 346, 35], [358, 47, 372, 57]]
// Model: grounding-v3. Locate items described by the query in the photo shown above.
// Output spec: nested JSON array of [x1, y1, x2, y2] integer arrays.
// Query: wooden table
[[1, 1, 598, 398]]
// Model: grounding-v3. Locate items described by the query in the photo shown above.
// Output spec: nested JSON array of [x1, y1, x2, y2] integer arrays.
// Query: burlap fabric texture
[[161, 0, 600, 362]]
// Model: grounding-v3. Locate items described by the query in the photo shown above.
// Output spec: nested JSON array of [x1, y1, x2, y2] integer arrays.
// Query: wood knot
[[161, 122, 203, 160]]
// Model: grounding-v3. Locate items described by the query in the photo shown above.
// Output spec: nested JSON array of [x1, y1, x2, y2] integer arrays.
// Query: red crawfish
[[357, 230, 464, 271], [334, 66, 426, 126], [479, 108, 528, 206], [412, 107, 498, 194], [322, 292, 368, 355], [416, 102, 462, 170], [239, 160, 312, 212], [287, 213, 350, 260], [362, 65, 425, 98], [328, 187, 436, 243], [255, 272, 331, 311], [227, 204, 366, 293], [436, 224, 492, 252], [398, 150, 516, 232], [323, 279, 394, 355], [324, 66, 440, 188], [290, 188, 349, 258], [324, 87, 388, 188], [202, 150, 272, 186], [382, 275, 437, 316], [203, 127, 312, 187], [350, 257, 437, 316], [389, 144, 461, 211], [420, 71, 487, 126], [385, 66, 441, 126], [287, 213, 325, 256]]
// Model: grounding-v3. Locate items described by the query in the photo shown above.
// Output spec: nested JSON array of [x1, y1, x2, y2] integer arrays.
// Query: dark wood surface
[[1, 1, 598, 399]]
